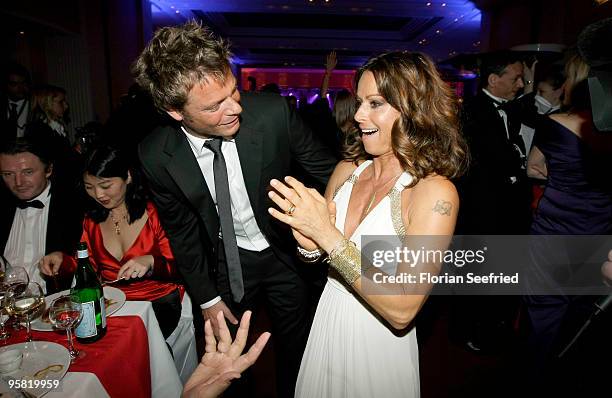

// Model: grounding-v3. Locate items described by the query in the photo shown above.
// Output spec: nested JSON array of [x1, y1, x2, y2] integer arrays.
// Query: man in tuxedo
[[458, 51, 534, 235], [134, 21, 336, 397], [2, 63, 31, 142], [453, 51, 535, 353], [0, 138, 82, 293]]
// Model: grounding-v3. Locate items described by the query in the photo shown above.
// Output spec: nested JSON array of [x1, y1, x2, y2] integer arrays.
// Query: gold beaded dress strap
[[388, 172, 412, 237]]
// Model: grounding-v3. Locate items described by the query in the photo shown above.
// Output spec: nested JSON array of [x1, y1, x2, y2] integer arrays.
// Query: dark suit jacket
[[1, 98, 31, 143], [456, 91, 533, 234], [138, 92, 337, 305], [0, 180, 84, 291]]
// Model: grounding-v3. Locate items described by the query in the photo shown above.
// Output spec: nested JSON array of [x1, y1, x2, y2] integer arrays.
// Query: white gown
[[296, 160, 420, 398]]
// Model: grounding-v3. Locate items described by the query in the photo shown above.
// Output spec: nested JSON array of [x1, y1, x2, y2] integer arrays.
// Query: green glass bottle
[[73, 242, 107, 343]]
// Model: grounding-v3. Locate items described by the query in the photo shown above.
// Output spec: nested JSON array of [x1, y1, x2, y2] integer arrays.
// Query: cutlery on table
[[101, 276, 125, 286]]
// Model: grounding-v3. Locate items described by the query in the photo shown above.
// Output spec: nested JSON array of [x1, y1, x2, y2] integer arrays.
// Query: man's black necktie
[[17, 200, 44, 209], [8, 103, 19, 137], [203, 138, 244, 302]]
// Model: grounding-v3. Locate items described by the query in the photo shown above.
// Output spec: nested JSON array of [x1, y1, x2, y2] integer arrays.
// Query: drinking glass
[[49, 295, 83, 360], [6, 282, 44, 342], [3, 266, 30, 331], [0, 283, 10, 340], [0, 254, 11, 281]]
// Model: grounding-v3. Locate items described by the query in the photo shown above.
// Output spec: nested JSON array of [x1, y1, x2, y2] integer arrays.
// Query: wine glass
[[0, 254, 11, 281], [49, 295, 83, 360], [3, 266, 30, 331], [0, 283, 10, 340], [6, 282, 44, 342]]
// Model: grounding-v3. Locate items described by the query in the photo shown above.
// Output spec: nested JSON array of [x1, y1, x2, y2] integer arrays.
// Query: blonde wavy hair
[[562, 50, 590, 109], [30, 84, 67, 124]]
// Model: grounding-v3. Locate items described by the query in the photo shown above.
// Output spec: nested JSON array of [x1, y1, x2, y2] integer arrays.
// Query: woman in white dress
[[268, 51, 467, 397]]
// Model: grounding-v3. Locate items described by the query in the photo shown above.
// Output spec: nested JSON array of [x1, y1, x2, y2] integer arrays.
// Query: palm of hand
[[185, 353, 241, 398]]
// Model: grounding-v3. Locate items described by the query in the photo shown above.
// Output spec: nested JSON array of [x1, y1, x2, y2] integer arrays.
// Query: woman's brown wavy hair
[[343, 51, 468, 186]]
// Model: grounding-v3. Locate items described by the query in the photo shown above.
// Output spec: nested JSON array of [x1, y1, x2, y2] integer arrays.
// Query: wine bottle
[[73, 242, 107, 343]]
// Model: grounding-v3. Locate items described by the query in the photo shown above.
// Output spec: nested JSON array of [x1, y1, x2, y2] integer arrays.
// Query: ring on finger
[[286, 204, 296, 216]]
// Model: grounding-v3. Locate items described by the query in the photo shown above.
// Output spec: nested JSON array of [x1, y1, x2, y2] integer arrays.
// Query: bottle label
[[76, 300, 97, 338], [77, 249, 88, 259], [100, 296, 107, 328]]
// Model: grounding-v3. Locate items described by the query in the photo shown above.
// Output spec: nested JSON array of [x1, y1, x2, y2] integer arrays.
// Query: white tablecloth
[[47, 301, 183, 397]]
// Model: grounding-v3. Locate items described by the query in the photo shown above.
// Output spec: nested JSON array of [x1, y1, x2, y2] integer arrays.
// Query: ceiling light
[[442, 2, 446, 6], [426, 2, 431, 5]]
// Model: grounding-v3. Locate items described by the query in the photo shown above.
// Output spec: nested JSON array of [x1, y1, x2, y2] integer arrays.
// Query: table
[[3, 301, 183, 397]]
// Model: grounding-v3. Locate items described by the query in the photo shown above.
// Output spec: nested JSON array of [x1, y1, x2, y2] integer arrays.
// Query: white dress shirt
[[3, 182, 51, 293], [183, 127, 270, 308]]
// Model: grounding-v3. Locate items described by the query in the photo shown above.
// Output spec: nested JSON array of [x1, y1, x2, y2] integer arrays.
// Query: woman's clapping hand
[[268, 177, 340, 253]]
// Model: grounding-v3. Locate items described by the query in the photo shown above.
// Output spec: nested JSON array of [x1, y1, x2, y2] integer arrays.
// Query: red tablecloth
[[3, 316, 151, 398]]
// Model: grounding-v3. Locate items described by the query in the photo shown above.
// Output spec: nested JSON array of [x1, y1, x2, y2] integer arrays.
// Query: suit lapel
[[478, 93, 507, 138], [163, 129, 219, 242], [235, 126, 263, 214]]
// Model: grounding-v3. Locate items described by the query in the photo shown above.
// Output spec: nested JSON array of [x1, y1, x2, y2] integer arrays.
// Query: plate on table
[[30, 287, 126, 332], [0, 341, 70, 397]]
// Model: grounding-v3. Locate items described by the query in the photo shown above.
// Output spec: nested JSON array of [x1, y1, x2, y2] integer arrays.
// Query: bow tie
[[17, 200, 45, 209], [490, 97, 516, 112]]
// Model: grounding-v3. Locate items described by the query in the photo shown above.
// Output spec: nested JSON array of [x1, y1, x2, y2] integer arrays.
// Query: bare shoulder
[[549, 112, 591, 137], [402, 175, 459, 232], [324, 160, 359, 200], [407, 175, 458, 208]]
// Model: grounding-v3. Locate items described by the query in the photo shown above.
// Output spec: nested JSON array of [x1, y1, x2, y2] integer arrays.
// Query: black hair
[[479, 51, 523, 89], [260, 83, 281, 94], [0, 137, 53, 169], [5, 62, 31, 84], [536, 64, 565, 90], [82, 145, 148, 224]]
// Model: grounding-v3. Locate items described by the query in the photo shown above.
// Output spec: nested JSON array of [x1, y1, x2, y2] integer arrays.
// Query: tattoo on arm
[[432, 200, 452, 216]]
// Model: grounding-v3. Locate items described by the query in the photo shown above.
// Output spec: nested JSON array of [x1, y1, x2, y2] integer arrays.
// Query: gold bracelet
[[327, 239, 361, 285]]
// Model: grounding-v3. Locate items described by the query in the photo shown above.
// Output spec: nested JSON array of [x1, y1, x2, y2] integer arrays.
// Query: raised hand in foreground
[[182, 310, 271, 398]]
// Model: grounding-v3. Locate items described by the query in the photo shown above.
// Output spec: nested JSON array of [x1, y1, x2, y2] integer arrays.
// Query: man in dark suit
[[453, 51, 535, 353], [458, 51, 534, 235], [0, 138, 82, 294], [2, 63, 32, 142], [134, 21, 336, 397]]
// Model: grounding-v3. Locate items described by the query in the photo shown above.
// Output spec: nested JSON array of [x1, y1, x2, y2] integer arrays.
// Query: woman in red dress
[[41, 145, 184, 338]]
